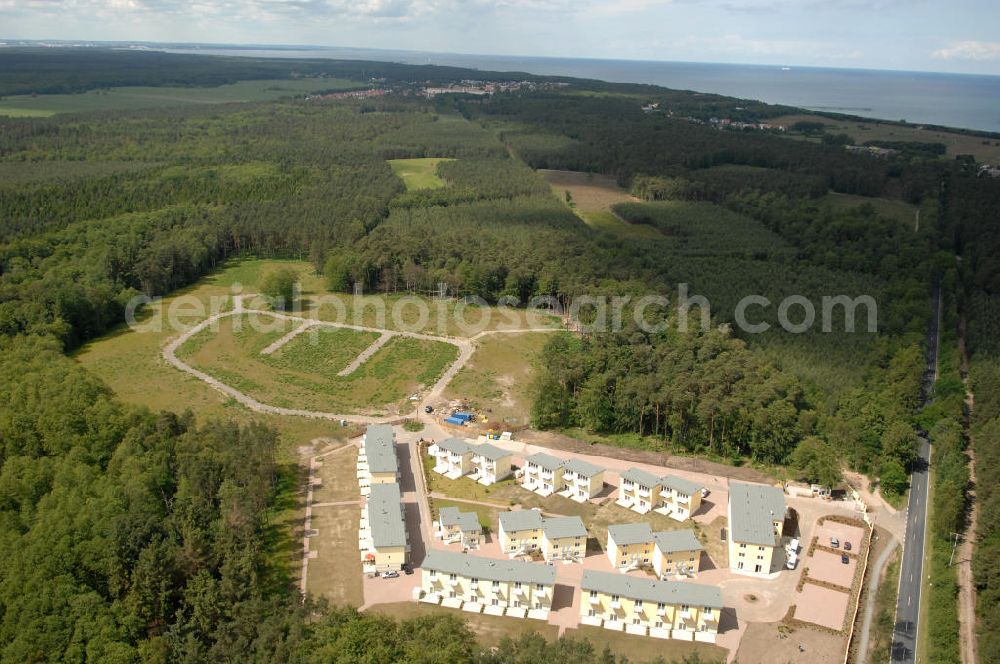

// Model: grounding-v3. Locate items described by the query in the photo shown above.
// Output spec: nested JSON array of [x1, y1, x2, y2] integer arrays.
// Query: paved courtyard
[[808, 549, 857, 588]]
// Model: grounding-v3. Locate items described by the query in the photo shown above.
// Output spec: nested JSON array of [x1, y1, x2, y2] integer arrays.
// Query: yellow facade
[[500, 526, 542, 555], [422, 568, 553, 612]]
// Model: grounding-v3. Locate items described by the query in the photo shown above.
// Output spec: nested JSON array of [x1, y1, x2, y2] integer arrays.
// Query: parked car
[[382, 570, 400, 579], [830, 537, 840, 548], [841, 555, 850, 565], [424, 405, 434, 414], [787, 538, 800, 553], [700, 488, 710, 498], [844, 541, 852, 552], [402, 564, 414, 575], [786, 552, 798, 570]]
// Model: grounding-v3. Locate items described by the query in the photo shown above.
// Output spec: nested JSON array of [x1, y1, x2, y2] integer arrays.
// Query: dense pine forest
[[1, 48, 998, 661]]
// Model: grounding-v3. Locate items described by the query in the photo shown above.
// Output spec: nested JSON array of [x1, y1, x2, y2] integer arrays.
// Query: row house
[[727, 480, 788, 576], [522, 452, 567, 496], [580, 570, 722, 642], [470, 443, 513, 486], [616, 467, 704, 521], [616, 468, 663, 514], [498, 509, 588, 562], [430, 438, 475, 479], [435, 506, 482, 549], [560, 458, 605, 502], [359, 424, 399, 496], [607, 523, 703, 577], [360, 483, 409, 572], [420, 549, 556, 619]]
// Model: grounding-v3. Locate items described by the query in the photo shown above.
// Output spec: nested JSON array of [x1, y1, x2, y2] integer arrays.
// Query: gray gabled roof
[[438, 438, 473, 455], [542, 516, 588, 540], [525, 452, 566, 471], [562, 458, 604, 478], [607, 522, 654, 546], [364, 424, 398, 474], [581, 570, 723, 608], [474, 443, 512, 462], [620, 467, 662, 488], [439, 506, 482, 533], [367, 483, 407, 548], [728, 481, 786, 547], [661, 474, 703, 496], [422, 549, 556, 586], [653, 529, 704, 554], [499, 509, 544, 533]]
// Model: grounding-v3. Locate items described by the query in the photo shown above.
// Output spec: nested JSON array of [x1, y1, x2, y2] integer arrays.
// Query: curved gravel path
[[854, 537, 899, 663], [162, 300, 563, 424]]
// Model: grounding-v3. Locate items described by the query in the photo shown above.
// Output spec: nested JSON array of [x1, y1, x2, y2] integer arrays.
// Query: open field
[[769, 112, 1000, 162], [823, 192, 919, 227], [442, 331, 558, 426], [0, 78, 362, 116], [388, 157, 454, 190], [539, 169, 663, 240], [176, 313, 459, 416], [73, 260, 347, 458], [313, 447, 362, 505], [305, 505, 364, 606]]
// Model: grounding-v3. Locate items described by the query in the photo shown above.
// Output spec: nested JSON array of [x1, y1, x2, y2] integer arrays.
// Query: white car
[[787, 538, 800, 553], [786, 552, 798, 569]]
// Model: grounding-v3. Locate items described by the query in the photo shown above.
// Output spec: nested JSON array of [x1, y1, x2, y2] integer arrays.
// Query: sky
[[2, 0, 999, 75]]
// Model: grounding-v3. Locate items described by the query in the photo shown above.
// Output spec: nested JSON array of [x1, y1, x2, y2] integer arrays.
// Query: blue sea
[[163, 45, 1000, 133]]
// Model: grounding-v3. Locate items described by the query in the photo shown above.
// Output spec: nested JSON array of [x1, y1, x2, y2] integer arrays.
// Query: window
[[655, 621, 664, 628], [588, 609, 596, 617], [612, 594, 620, 602], [471, 578, 478, 585], [449, 573, 457, 581], [590, 590, 598, 599], [492, 581, 500, 588], [737, 562, 745, 570], [429, 570, 437, 579], [535, 602, 542, 609], [513, 600, 521, 608], [635, 599, 643, 609], [536, 584, 544, 591], [515, 582, 522, 589], [657, 602, 665, 610], [740, 543, 747, 549], [754, 564, 762, 573], [632, 618, 641, 625], [491, 599, 499, 606], [449, 591, 456, 599]]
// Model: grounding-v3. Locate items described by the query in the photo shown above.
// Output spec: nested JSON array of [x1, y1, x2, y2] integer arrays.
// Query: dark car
[[402, 564, 414, 575], [841, 555, 850, 564], [424, 405, 434, 414], [844, 541, 852, 552]]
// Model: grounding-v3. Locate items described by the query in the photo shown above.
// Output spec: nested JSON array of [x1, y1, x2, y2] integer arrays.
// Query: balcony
[[540, 470, 554, 480], [589, 595, 600, 605], [611, 600, 621, 609], [637, 487, 651, 498], [622, 481, 634, 490], [562, 471, 576, 482], [447, 578, 459, 586]]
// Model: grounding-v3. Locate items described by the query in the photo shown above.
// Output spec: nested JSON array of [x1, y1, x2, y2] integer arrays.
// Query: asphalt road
[[891, 286, 940, 663], [891, 434, 930, 662]]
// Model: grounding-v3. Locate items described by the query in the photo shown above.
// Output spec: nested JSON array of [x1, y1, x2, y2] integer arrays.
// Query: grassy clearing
[[443, 332, 560, 426], [177, 314, 459, 415], [306, 505, 364, 606], [539, 169, 662, 240], [824, 192, 919, 227], [313, 446, 361, 505], [0, 78, 361, 116], [73, 259, 354, 458], [769, 112, 1000, 162], [429, 498, 498, 532], [388, 157, 454, 190]]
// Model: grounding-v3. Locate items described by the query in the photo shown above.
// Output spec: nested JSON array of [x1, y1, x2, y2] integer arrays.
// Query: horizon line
[[3, 37, 1000, 80]]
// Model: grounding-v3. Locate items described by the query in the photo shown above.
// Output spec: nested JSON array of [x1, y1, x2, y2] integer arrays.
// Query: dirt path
[[854, 534, 899, 662], [958, 387, 979, 664], [260, 321, 314, 355], [338, 332, 393, 376], [517, 429, 773, 484]]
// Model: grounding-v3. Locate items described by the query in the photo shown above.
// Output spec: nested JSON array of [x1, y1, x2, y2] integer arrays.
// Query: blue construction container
[[444, 416, 466, 426], [452, 411, 474, 422]]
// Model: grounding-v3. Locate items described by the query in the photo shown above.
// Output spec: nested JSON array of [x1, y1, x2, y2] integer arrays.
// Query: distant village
[[641, 102, 786, 133]]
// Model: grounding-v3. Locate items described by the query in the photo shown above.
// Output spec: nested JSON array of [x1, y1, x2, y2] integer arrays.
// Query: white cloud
[[932, 41, 1000, 61]]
